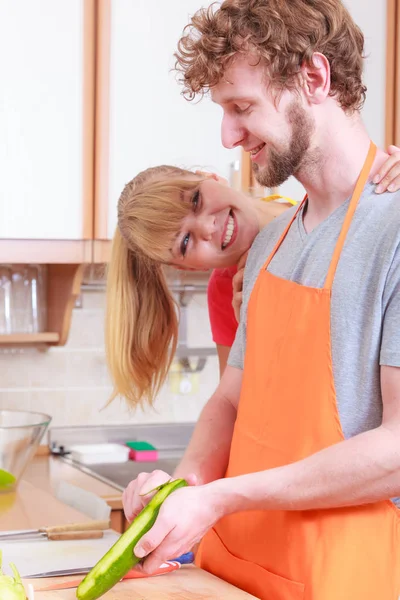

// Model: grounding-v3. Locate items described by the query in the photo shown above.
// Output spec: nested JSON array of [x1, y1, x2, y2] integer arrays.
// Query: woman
[[106, 147, 400, 407]]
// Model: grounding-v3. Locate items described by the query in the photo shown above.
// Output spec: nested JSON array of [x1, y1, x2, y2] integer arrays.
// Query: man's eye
[[235, 105, 250, 115]]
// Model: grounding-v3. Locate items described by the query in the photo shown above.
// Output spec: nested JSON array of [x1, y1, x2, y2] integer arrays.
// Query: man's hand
[[232, 251, 248, 322], [122, 470, 197, 522], [134, 482, 226, 574]]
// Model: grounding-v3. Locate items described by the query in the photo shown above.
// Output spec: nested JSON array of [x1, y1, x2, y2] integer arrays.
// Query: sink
[[51, 423, 194, 491], [61, 451, 184, 492], [82, 456, 183, 491]]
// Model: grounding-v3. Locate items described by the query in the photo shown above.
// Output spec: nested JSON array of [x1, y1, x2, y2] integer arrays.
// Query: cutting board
[[26, 565, 260, 599], [1, 531, 120, 577]]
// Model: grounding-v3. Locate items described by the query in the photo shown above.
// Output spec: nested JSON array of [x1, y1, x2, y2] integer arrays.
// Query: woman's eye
[[180, 233, 190, 257], [180, 190, 200, 256], [192, 189, 200, 210]]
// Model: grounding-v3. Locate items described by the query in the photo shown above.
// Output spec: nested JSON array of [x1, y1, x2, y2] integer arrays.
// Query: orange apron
[[197, 141, 400, 599]]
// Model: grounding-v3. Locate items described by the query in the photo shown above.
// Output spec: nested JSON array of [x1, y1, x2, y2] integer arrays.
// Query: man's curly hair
[[175, 0, 366, 113]]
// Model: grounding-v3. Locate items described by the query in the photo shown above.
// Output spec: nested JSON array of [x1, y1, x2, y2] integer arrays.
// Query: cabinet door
[[0, 0, 94, 240], [274, 0, 390, 202], [95, 0, 241, 241]]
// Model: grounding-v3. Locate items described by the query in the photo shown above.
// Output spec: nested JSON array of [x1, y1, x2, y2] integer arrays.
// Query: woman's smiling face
[[170, 178, 260, 270]]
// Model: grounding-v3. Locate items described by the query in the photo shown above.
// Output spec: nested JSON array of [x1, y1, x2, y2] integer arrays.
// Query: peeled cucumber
[[76, 478, 188, 600]]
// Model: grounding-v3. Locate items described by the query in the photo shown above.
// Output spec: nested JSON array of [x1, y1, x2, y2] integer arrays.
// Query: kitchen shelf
[[0, 264, 85, 348], [0, 333, 60, 344], [0, 240, 92, 264]]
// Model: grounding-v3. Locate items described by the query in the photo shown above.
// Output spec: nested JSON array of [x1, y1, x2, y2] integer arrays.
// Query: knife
[[24, 552, 195, 578], [28, 562, 184, 592], [26, 567, 93, 578], [0, 520, 110, 541]]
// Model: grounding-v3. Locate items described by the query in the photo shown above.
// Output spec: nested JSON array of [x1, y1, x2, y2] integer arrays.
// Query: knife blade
[[26, 567, 92, 579], [24, 552, 194, 578], [28, 562, 184, 592]]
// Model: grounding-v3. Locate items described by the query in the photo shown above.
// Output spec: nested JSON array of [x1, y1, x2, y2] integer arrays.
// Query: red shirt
[[207, 266, 239, 347]]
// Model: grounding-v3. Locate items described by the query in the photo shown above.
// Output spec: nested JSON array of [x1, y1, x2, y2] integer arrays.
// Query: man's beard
[[252, 101, 315, 188]]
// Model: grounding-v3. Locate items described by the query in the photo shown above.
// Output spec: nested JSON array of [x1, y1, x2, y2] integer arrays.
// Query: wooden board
[[2, 531, 120, 578], [26, 565, 259, 599]]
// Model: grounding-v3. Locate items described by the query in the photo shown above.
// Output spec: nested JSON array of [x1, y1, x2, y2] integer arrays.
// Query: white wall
[[278, 0, 387, 202], [0, 287, 218, 430]]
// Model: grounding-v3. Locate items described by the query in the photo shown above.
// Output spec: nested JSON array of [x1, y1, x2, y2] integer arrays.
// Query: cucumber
[[76, 478, 188, 600]]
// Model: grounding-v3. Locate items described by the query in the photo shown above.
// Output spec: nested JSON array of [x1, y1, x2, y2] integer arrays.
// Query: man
[[123, 1, 400, 597]]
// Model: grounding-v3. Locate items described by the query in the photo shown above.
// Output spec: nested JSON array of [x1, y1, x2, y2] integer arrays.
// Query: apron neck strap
[[263, 196, 307, 271], [324, 141, 376, 290], [262, 141, 377, 286]]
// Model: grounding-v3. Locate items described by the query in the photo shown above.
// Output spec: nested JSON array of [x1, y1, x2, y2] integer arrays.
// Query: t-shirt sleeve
[[380, 243, 400, 366], [207, 268, 239, 347], [227, 319, 246, 370]]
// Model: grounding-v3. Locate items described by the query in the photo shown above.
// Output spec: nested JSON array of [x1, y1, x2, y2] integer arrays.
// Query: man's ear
[[300, 52, 331, 106]]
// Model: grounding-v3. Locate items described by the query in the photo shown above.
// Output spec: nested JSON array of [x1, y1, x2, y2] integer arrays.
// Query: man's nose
[[221, 114, 245, 149]]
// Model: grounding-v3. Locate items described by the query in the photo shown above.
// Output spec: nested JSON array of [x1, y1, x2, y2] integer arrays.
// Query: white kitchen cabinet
[[0, 1, 396, 255], [94, 0, 241, 244], [0, 0, 94, 243]]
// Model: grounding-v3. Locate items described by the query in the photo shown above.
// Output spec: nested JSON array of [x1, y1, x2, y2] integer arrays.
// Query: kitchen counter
[[27, 565, 259, 599], [0, 457, 258, 599], [0, 480, 93, 531], [24, 454, 123, 509], [23, 454, 127, 531]]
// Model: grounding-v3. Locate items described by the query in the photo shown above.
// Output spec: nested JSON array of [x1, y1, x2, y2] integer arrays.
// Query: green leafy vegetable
[[0, 551, 26, 599]]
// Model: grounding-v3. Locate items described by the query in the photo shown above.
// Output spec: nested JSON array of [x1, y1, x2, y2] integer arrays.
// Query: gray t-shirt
[[229, 182, 400, 444]]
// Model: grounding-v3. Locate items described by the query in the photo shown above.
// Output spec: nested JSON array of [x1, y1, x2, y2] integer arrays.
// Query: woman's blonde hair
[[106, 165, 201, 408]]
